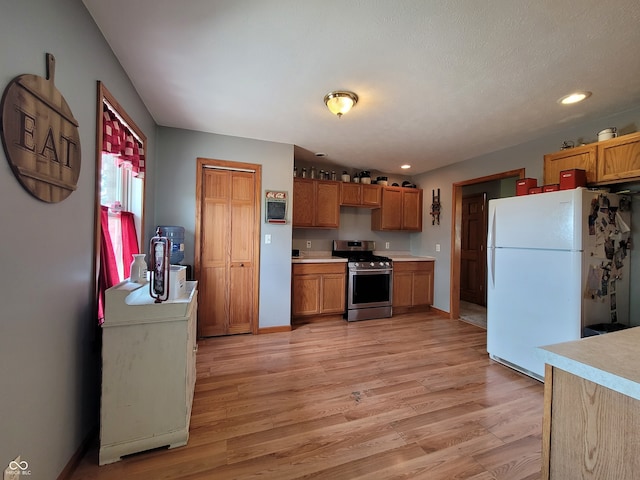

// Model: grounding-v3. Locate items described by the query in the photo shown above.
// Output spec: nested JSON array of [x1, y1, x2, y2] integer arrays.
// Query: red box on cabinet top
[[559, 169, 587, 190], [516, 178, 537, 196], [528, 187, 543, 194], [543, 184, 560, 192]]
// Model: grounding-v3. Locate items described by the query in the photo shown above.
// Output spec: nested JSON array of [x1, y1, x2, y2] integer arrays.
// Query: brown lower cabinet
[[291, 263, 346, 317], [392, 261, 434, 313], [542, 365, 640, 479]]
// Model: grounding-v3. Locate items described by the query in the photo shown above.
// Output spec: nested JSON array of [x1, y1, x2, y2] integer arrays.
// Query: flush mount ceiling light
[[558, 91, 592, 105], [401, 164, 411, 169], [324, 91, 358, 118]]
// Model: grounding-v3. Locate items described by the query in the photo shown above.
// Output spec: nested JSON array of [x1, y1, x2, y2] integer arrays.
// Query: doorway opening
[[450, 169, 524, 322]]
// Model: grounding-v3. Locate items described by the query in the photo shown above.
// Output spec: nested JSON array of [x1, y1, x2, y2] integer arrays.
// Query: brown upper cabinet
[[292, 177, 340, 228], [340, 182, 382, 207], [371, 186, 423, 232], [596, 131, 640, 184], [543, 131, 640, 186], [543, 144, 597, 186]]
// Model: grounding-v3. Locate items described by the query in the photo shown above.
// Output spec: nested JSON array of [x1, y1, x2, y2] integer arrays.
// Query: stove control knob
[[379, 262, 384, 267], [354, 262, 359, 267], [385, 262, 390, 266], [370, 262, 375, 267]]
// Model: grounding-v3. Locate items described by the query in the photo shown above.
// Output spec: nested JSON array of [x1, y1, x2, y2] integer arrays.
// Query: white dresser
[[99, 280, 198, 465]]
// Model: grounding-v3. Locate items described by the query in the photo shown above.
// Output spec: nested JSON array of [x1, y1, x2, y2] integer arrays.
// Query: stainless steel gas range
[[332, 240, 393, 321]]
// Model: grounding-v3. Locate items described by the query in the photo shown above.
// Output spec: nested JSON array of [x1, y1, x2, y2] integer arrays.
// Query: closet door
[[196, 160, 260, 337]]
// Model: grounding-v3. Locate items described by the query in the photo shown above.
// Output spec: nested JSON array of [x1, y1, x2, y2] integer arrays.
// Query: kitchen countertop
[[538, 326, 640, 400], [291, 254, 347, 264], [291, 252, 435, 263], [385, 255, 435, 262]]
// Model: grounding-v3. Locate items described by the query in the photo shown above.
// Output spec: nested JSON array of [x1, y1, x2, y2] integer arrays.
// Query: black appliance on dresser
[[332, 240, 393, 321]]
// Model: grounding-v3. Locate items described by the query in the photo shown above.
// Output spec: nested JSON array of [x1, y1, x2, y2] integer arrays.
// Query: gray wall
[[0, 0, 157, 478], [412, 106, 640, 313], [155, 127, 294, 329]]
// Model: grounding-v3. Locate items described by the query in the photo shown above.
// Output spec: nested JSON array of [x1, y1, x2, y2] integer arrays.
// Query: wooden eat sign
[[1, 53, 81, 203]]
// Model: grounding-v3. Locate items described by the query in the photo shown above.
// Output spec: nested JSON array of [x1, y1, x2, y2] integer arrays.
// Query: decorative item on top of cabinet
[[371, 186, 423, 231], [392, 261, 433, 314], [292, 177, 340, 228], [291, 263, 346, 318], [340, 182, 381, 207]]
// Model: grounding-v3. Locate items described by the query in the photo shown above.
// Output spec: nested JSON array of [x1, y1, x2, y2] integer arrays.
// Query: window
[[95, 82, 147, 322]]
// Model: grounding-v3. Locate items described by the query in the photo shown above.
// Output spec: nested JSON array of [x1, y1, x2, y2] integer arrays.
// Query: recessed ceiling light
[[558, 91, 592, 105], [401, 164, 411, 169]]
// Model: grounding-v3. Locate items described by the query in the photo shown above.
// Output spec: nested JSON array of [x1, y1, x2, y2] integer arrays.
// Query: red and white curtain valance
[[102, 104, 145, 178]]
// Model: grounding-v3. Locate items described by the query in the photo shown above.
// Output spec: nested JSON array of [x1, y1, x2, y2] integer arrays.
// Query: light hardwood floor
[[70, 312, 543, 480]]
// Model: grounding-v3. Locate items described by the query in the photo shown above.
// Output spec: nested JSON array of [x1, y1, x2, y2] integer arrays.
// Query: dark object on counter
[[582, 322, 629, 337], [402, 181, 416, 188], [392, 183, 399, 187], [292, 249, 300, 257]]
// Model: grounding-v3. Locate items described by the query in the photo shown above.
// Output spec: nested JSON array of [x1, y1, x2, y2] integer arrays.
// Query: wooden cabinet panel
[[340, 182, 362, 205], [392, 261, 434, 311], [372, 187, 423, 231], [292, 275, 321, 316], [392, 271, 413, 307], [596, 131, 640, 184], [340, 183, 381, 207], [362, 184, 382, 206], [402, 189, 423, 231], [315, 181, 340, 227], [292, 178, 315, 227], [543, 145, 597, 185], [292, 263, 346, 317], [293, 178, 339, 228], [321, 274, 347, 313], [372, 187, 402, 230], [543, 366, 640, 480]]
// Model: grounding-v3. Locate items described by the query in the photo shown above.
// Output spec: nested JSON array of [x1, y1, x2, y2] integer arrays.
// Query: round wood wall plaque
[[1, 53, 81, 203]]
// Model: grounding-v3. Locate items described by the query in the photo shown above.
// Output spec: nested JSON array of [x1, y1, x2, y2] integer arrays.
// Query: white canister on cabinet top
[[598, 127, 617, 141]]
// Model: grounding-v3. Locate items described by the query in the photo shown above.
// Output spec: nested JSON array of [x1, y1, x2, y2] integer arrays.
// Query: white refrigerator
[[487, 188, 631, 381]]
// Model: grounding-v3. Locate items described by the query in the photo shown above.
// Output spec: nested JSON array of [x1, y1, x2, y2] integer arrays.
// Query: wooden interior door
[[196, 159, 260, 337], [460, 193, 487, 306]]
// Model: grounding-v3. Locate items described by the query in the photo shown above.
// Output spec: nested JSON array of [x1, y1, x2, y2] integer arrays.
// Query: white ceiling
[[82, 0, 640, 175]]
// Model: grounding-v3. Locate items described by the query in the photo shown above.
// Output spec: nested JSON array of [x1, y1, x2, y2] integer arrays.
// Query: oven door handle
[[350, 268, 392, 274]]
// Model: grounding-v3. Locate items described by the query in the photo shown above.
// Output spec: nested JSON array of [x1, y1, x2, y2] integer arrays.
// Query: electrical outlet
[[264, 234, 271, 244], [385, 242, 390, 249], [306, 241, 312, 249], [436, 244, 441, 252]]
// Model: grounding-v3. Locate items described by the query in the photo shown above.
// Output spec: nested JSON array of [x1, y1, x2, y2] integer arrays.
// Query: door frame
[[194, 157, 262, 335], [449, 168, 524, 319]]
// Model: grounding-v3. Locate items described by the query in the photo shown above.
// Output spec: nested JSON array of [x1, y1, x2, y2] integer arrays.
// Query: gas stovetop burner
[[332, 240, 392, 270], [347, 254, 392, 263]]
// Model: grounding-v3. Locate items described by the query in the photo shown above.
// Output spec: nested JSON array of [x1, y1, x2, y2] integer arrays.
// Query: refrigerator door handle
[[488, 207, 496, 287]]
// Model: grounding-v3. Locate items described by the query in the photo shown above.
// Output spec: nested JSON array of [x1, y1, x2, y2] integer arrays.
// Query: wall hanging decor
[[265, 190, 287, 224], [1, 53, 81, 202], [430, 188, 441, 225]]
